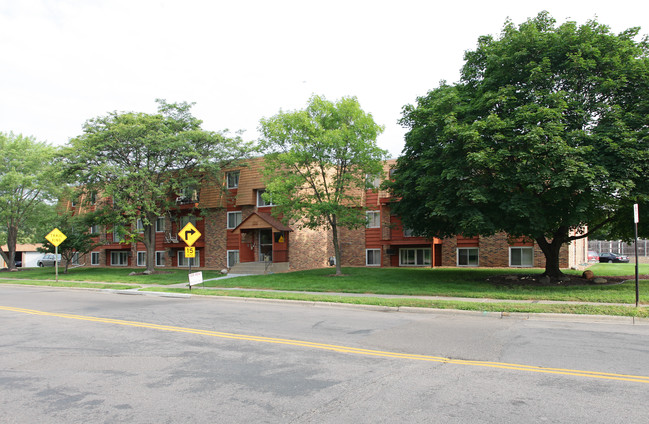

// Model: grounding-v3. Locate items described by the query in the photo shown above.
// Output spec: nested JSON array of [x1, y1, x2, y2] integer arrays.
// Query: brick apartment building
[[68, 158, 587, 272]]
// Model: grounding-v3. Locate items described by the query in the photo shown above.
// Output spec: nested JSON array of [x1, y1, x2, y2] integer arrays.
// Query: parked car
[[598, 252, 629, 263], [588, 251, 599, 262], [37, 254, 60, 267]]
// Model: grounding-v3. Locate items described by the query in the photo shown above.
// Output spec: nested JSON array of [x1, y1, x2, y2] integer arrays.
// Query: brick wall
[[338, 226, 366, 267], [288, 224, 333, 270], [204, 208, 227, 269], [441, 233, 570, 268]]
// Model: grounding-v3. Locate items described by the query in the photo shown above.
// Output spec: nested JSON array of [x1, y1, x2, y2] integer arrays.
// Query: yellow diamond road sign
[[45, 228, 67, 247], [178, 222, 201, 246]]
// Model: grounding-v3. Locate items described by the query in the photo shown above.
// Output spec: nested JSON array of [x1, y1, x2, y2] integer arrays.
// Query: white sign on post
[[634, 203, 640, 223], [188, 271, 204, 286]]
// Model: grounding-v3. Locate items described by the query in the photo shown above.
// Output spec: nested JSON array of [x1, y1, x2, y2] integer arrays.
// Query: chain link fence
[[588, 239, 649, 261]]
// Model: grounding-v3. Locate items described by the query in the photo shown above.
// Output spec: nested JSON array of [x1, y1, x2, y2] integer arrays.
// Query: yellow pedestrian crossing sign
[[178, 222, 201, 246], [45, 228, 67, 247]]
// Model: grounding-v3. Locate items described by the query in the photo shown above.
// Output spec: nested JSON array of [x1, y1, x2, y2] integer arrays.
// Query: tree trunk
[[330, 217, 343, 276], [535, 232, 566, 278], [4, 225, 18, 271], [142, 218, 156, 274]]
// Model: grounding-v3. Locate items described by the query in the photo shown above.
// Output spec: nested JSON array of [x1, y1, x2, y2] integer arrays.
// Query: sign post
[[45, 228, 67, 283], [178, 222, 201, 291], [634, 204, 640, 307]]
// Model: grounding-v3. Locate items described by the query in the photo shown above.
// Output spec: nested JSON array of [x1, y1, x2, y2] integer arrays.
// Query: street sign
[[634, 203, 639, 223], [178, 222, 201, 246], [184, 246, 196, 258], [45, 228, 67, 247]]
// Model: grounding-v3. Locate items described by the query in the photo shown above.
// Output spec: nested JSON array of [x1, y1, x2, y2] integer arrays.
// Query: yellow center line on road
[[3, 305, 649, 384]]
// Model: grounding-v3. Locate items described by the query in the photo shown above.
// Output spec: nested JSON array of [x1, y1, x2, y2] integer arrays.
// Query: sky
[[1, 0, 648, 158]]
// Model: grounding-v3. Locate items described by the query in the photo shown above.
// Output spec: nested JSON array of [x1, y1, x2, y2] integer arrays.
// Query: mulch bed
[[487, 273, 649, 287]]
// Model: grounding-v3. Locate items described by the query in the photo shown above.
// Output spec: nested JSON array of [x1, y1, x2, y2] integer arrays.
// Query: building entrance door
[[259, 229, 272, 262]]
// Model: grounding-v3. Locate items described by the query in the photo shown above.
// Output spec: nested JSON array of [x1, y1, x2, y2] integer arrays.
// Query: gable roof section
[[232, 212, 292, 234]]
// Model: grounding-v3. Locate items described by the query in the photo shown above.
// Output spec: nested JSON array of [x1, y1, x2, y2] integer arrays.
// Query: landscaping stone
[[582, 270, 595, 280], [504, 275, 518, 281], [593, 278, 608, 284]]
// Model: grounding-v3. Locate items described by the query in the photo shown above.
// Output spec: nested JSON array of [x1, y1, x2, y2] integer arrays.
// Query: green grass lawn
[[0, 267, 222, 285], [199, 265, 649, 304], [4, 264, 648, 305]]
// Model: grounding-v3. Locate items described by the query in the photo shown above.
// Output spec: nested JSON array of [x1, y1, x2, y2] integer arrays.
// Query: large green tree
[[390, 12, 649, 277], [0, 132, 60, 270], [259, 95, 386, 275], [64, 100, 253, 273]]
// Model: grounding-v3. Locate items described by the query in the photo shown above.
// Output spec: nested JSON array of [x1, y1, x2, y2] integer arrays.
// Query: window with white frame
[[112, 225, 125, 243], [70, 252, 79, 265], [399, 248, 431, 266], [155, 251, 166, 267], [155, 217, 165, 232], [136, 219, 144, 232], [510, 247, 534, 267], [366, 249, 381, 266], [89, 224, 99, 235], [227, 171, 240, 189], [227, 250, 239, 268], [137, 251, 146, 267], [457, 248, 479, 266], [366, 174, 381, 189], [91, 252, 100, 266], [366, 211, 380, 228], [227, 211, 242, 229], [178, 250, 200, 267], [257, 189, 275, 207], [110, 251, 129, 266]]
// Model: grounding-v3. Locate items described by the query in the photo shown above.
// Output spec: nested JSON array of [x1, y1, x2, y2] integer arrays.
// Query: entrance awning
[[232, 212, 292, 234]]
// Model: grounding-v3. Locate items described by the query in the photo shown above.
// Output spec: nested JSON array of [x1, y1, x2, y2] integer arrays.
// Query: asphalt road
[[1, 285, 649, 423]]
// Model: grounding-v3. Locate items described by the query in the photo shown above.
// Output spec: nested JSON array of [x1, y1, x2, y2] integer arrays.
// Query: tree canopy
[[389, 12, 649, 277], [0, 132, 60, 270], [259, 95, 386, 275], [63, 99, 253, 272]]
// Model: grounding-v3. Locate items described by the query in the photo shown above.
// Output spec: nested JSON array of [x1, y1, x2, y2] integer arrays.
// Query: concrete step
[[230, 262, 270, 275]]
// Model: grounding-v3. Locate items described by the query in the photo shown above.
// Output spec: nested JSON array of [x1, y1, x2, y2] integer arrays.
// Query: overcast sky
[[2, 0, 648, 157]]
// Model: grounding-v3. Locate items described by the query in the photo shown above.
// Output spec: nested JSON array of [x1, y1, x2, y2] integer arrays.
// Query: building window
[[110, 251, 129, 266], [257, 189, 275, 207], [112, 225, 125, 243], [510, 247, 534, 267], [457, 248, 479, 266], [366, 211, 380, 228], [227, 250, 239, 268], [366, 249, 381, 266], [180, 215, 197, 227], [227, 171, 240, 189], [70, 252, 79, 265], [227, 211, 242, 229], [90, 191, 97, 205], [155, 217, 165, 232], [90, 252, 100, 266], [178, 250, 200, 267], [366, 174, 381, 189], [137, 251, 146, 267], [399, 248, 431, 266], [155, 251, 165, 267], [403, 228, 415, 237], [89, 224, 99, 235], [136, 219, 145, 232]]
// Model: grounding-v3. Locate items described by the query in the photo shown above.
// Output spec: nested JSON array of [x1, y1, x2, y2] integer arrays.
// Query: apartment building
[[68, 158, 586, 272]]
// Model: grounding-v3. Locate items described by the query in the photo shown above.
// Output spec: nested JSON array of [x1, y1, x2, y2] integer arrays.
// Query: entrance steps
[[229, 261, 289, 275]]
